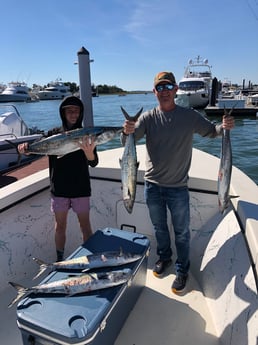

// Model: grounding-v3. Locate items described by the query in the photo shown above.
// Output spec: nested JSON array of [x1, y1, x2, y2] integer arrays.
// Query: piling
[[77, 47, 94, 127]]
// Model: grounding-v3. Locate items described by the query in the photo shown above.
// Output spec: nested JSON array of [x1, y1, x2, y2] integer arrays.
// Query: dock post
[[210, 77, 218, 106], [77, 47, 94, 127]]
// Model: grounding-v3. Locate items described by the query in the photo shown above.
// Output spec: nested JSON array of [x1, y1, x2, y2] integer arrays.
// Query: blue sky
[[1, 0, 258, 91]]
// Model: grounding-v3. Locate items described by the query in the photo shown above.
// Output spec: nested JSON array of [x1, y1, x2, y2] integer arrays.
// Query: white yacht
[[176, 56, 212, 108], [0, 82, 32, 103], [36, 80, 72, 100], [0, 105, 43, 172], [248, 93, 258, 106]]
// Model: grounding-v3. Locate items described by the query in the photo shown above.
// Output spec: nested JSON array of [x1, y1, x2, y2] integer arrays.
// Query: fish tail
[[8, 282, 29, 308], [32, 257, 49, 279], [4, 139, 22, 165], [121, 106, 143, 122], [224, 105, 235, 117]]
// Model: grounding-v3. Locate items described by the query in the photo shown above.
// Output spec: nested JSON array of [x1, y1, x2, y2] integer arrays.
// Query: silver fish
[[8, 268, 132, 308], [33, 249, 141, 279], [218, 107, 233, 213], [25, 126, 123, 156], [120, 107, 142, 213]]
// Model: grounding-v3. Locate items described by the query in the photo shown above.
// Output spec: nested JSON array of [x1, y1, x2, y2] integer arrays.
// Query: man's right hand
[[123, 120, 135, 135]]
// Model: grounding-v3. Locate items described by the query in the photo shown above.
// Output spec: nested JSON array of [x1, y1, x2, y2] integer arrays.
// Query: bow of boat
[[0, 145, 258, 345]]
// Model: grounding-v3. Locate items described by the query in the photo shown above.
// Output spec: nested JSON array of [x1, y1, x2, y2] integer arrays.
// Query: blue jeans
[[144, 181, 190, 276]]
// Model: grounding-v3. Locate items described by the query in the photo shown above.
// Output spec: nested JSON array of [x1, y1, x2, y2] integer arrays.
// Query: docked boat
[[248, 93, 258, 106], [0, 105, 43, 173], [175, 56, 213, 108], [0, 82, 32, 103], [0, 83, 6, 93], [36, 80, 72, 100]]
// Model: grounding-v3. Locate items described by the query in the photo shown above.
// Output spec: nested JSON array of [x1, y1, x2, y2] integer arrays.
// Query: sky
[[1, 0, 258, 91]]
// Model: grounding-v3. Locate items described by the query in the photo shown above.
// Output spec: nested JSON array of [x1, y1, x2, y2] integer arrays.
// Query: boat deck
[[0, 235, 219, 345], [0, 156, 48, 188], [1, 146, 258, 344], [115, 236, 218, 345]]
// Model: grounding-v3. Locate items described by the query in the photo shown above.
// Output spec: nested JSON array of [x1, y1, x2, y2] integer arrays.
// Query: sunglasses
[[155, 84, 175, 92]]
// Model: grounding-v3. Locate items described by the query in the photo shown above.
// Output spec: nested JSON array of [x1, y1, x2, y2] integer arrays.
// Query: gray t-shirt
[[129, 105, 222, 187]]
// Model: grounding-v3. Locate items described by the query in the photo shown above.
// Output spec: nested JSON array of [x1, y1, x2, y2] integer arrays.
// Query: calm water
[[5, 93, 258, 184]]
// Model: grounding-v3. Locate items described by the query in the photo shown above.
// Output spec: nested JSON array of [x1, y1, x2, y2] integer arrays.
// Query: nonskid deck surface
[[0, 235, 218, 345], [115, 235, 218, 345]]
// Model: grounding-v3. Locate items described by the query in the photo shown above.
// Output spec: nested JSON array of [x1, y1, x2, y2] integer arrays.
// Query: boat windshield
[[179, 80, 206, 91], [16, 91, 28, 95]]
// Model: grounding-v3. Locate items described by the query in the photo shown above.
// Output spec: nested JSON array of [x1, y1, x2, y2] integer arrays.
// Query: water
[[4, 93, 258, 184]]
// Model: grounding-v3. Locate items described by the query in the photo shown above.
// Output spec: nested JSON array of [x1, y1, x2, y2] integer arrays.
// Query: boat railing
[[0, 133, 18, 140]]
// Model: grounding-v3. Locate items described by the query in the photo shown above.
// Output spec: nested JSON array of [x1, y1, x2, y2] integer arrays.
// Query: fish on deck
[[218, 107, 233, 213], [120, 107, 143, 214], [8, 268, 132, 308], [24, 126, 123, 156], [33, 249, 141, 279]]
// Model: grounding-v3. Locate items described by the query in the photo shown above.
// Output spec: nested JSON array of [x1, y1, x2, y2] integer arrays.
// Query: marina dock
[[205, 104, 258, 117]]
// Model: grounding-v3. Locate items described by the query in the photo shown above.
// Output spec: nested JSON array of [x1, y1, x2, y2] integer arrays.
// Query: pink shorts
[[51, 196, 90, 214]]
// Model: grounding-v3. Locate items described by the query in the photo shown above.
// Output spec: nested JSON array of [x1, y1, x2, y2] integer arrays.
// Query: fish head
[[97, 268, 132, 283], [90, 127, 123, 146], [111, 268, 132, 282], [123, 198, 134, 214], [218, 196, 229, 214], [125, 252, 142, 262]]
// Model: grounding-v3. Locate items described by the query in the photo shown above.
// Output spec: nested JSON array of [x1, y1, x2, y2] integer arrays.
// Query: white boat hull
[[0, 83, 32, 103], [0, 106, 43, 172], [36, 81, 72, 100], [37, 91, 72, 100], [249, 94, 258, 106], [1, 146, 258, 345], [0, 135, 42, 171], [176, 90, 209, 108], [0, 95, 31, 102]]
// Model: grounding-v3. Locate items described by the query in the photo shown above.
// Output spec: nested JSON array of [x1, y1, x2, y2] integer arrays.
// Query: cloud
[[124, 0, 177, 44], [123, 2, 174, 43]]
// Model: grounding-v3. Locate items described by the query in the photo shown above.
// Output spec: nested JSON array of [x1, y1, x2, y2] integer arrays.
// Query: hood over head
[[59, 96, 84, 130]]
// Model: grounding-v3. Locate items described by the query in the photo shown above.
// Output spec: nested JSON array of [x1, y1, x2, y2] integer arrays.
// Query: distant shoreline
[[99, 91, 153, 96]]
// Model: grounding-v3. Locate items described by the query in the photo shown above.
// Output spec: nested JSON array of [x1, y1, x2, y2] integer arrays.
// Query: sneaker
[[171, 274, 188, 294], [153, 259, 172, 277]]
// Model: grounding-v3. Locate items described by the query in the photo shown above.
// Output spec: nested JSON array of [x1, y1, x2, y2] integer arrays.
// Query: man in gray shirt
[[122, 71, 234, 294]]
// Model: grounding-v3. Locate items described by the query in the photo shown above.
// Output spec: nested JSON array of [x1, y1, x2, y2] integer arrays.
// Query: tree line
[[92, 84, 125, 94], [57, 82, 125, 95], [31, 82, 126, 95]]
